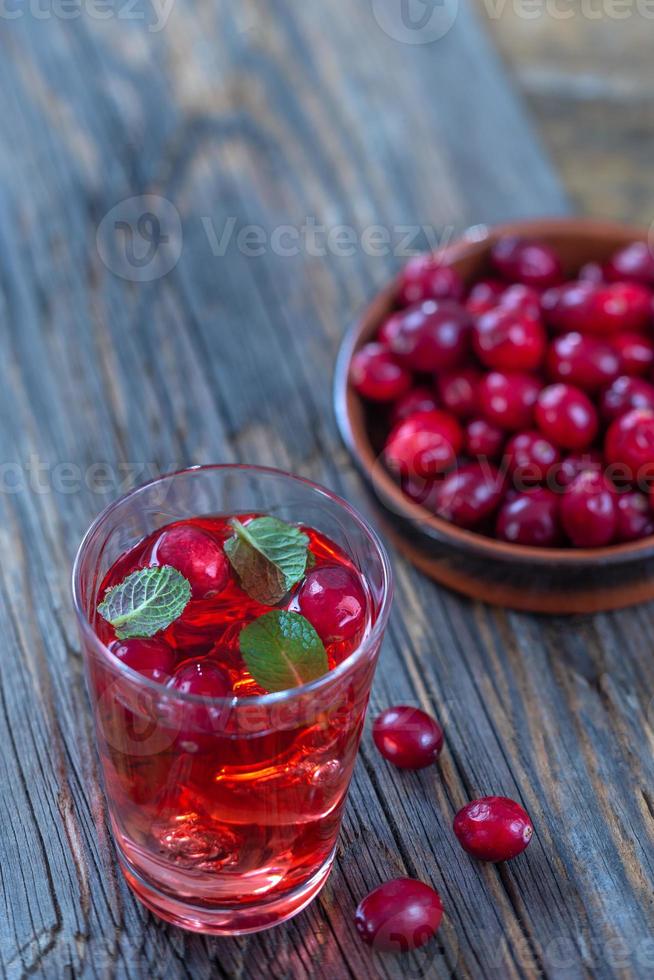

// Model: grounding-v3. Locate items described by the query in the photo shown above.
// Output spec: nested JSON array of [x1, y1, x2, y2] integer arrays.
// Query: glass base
[[117, 846, 336, 935]]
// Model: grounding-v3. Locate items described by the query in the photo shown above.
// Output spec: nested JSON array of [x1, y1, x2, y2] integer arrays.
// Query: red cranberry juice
[[90, 515, 374, 910]]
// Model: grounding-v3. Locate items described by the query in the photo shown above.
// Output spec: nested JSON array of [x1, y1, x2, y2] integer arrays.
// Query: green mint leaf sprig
[[97, 565, 191, 639], [239, 610, 329, 693], [224, 517, 310, 605]]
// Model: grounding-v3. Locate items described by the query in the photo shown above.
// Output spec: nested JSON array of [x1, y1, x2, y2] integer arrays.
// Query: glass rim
[[72, 463, 394, 708]]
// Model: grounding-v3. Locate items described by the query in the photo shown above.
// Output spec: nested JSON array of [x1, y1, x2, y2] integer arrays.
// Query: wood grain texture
[[2, 1, 653, 978]]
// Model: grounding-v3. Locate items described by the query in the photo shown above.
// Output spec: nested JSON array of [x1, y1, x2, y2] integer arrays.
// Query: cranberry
[[490, 237, 563, 288], [435, 462, 504, 527], [373, 705, 443, 769], [535, 384, 598, 451], [167, 661, 232, 745], [555, 450, 603, 488], [499, 283, 542, 318], [153, 525, 229, 599], [388, 300, 470, 372], [505, 431, 560, 486], [612, 333, 654, 377], [350, 343, 412, 402], [453, 796, 533, 862], [473, 307, 546, 372], [466, 278, 505, 315], [542, 281, 650, 335], [396, 255, 464, 307], [578, 261, 605, 284], [109, 638, 176, 684], [615, 491, 654, 542], [384, 410, 463, 478], [605, 241, 654, 286], [496, 488, 561, 547], [478, 371, 541, 431], [400, 475, 441, 510], [546, 332, 621, 392], [465, 418, 505, 459], [599, 376, 654, 423], [436, 367, 480, 419], [391, 386, 439, 425], [297, 566, 366, 644], [605, 408, 654, 484], [561, 471, 617, 547], [355, 878, 443, 952]]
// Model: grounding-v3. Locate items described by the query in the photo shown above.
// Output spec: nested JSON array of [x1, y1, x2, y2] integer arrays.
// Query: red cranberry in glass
[[436, 367, 480, 419], [355, 878, 443, 952], [561, 471, 617, 547], [167, 661, 232, 747], [546, 332, 621, 392], [599, 376, 654, 423], [578, 261, 605, 284], [466, 278, 505, 315], [396, 255, 464, 307], [478, 372, 541, 431], [615, 491, 654, 543], [612, 333, 654, 377], [555, 450, 603, 489], [473, 307, 546, 372], [350, 343, 412, 402], [373, 706, 443, 769], [535, 384, 598, 451], [454, 797, 533, 862], [605, 408, 654, 483], [496, 488, 561, 547], [499, 283, 542, 318], [169, 660, 231, 699], [506, 431, 560, 486], [388, 300, 471, 372], [109, 638, 176, 684], [384, 410, 463, 478], [435, 462, 504, 528], [153, 524, 229, 599], [490, 236, 563, 288], [465, 418, 505, 459], [391, 386, 439, 425], [297, 566, 366, 645], [542, 281, 650, 335], [605, 241, 654, 286]]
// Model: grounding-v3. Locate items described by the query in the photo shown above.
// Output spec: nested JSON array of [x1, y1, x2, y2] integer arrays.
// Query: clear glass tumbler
[[72, 465, 393, 935]]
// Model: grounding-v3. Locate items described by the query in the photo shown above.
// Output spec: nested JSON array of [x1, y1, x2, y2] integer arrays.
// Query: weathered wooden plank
[[4, 2, 653, 980]]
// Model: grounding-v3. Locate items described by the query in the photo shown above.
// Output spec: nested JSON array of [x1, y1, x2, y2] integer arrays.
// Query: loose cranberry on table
[[436, 367, 480, 419], [384, 410, 463, 478], [109, 638, 176, 684], [496, 488, 561, 547], [153, 524, 230, 599], [478, 371, 541, 431], [611, 333, 654, 377], [453, 796, 533, 862], [355, 878, 444, 952], [505, 431, 560, 486], [605, 240, 654, 286], [546, 332, 621, 392], [599, 376, 654, 423], [350, 343, 412, 402], [297, 566, 366, 645], [615, 492, 654, 543], [605, 408, 654, 483], [560, 471, 617, 547], [534, 383, 598, 451], [373, 706, 443, 769], [387, 300, 471, 372], [396, 254, 464, 306], [466, 278, 505, 315], [490, 236, 563, 289], [473, 307, 546, 372], [391, 386, 439, 425], [542, 281, 651, 335], [436, 462, 504, 528], [464, 417, 505, 459]]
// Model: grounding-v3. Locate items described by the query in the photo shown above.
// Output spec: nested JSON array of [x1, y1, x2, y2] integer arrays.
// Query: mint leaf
[[239, 610, 329, 693], [224, 517, 309, 605], [97, 565, 191, 639]]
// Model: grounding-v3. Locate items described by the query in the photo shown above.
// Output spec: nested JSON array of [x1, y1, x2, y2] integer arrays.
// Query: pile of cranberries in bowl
[[350, 237, 654, 549]]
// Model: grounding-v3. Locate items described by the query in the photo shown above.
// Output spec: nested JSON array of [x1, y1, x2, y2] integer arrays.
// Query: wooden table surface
[[2, 2, 653, 978]]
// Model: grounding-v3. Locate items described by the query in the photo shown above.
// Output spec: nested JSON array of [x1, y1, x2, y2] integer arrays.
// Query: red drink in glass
[[73, 466, 392, 934]]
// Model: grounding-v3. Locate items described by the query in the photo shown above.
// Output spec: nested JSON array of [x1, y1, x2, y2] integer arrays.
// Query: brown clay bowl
[[334, 217, 654, 614]]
